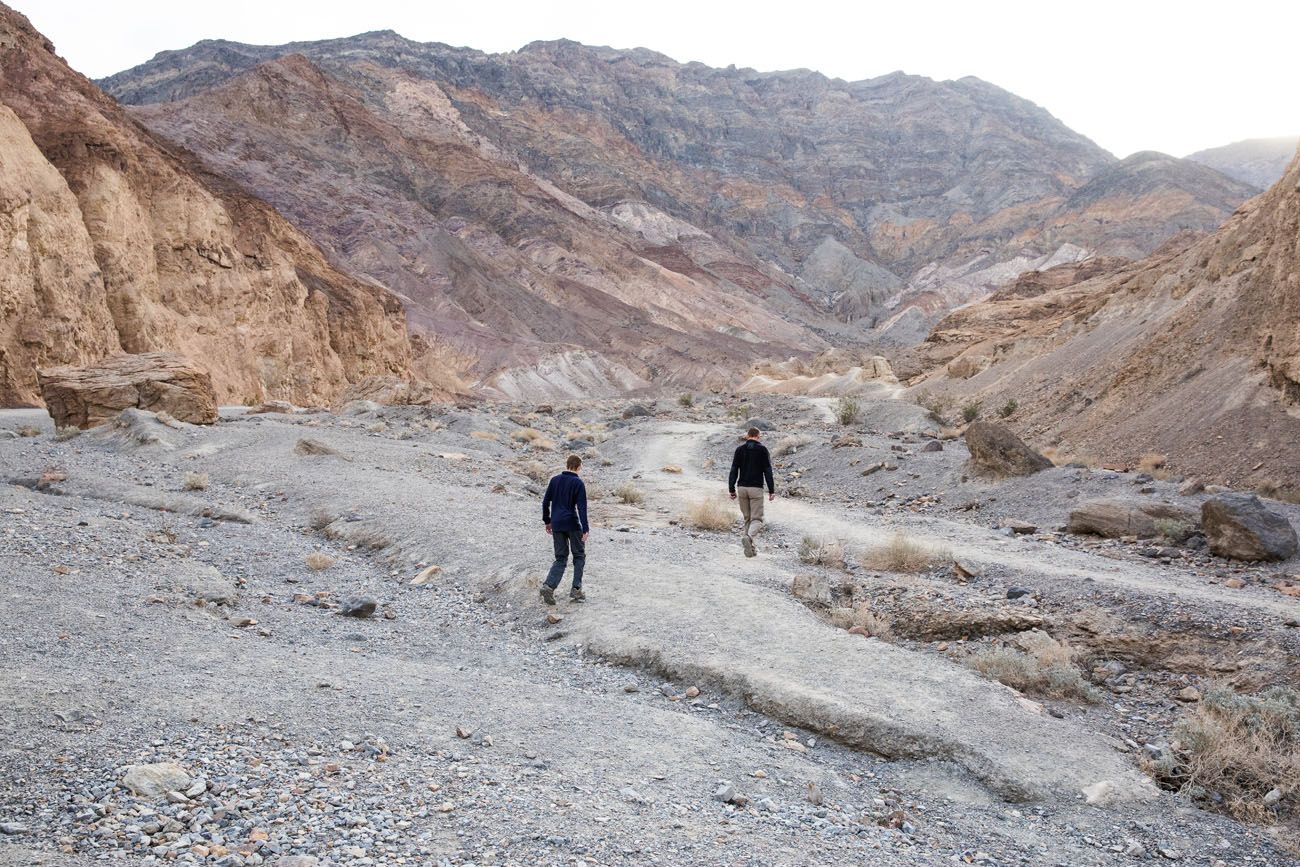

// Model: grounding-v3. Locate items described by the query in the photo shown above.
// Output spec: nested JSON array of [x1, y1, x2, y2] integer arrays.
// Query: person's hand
[[729, 492, 737, 500], [581, 532, 589, 543], [769, 492, 776, 502], [545, 524, 553, 535]]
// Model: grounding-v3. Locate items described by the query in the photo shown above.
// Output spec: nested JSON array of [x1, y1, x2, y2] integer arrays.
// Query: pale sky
[[15, 0, 1299, 158]]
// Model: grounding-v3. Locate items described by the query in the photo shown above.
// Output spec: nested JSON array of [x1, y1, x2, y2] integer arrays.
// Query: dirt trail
[[541, 422, 1161, 803], [637, 420, 1299, 620]]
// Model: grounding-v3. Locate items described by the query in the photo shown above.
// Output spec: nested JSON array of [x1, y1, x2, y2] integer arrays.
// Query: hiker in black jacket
[[728, 427, 775, 557], [541, 454, 589, 604]]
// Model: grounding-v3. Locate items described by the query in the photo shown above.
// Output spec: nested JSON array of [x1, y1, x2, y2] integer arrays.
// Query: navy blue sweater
[[543, 471, 589, 533], [729, 439, 775, 494]]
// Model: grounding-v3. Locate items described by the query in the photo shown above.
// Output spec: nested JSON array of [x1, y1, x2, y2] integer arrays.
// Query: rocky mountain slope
[[101, 32, 1256, 353], [1189, 136, 1300, 190], [0, 5, 424, 409], [903, 145, 1300, 489], [122, 53, 827, 398]]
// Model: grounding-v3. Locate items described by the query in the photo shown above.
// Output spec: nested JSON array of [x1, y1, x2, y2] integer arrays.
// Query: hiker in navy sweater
[[729, 427, 776, 557], [541, 454, 590, 604]]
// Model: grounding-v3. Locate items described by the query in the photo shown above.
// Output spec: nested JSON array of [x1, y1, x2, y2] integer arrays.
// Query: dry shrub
[[938, 426, 963, 441], [851, 606, 893, 640], [1256, 480, 1300, 504], [1154, 518, 1194, 543], [685, 496, 734, 531], [798, 536, 847, 569], [678, 393, 695, 407], [1040, 446, 1098, 469], [530, 437, 556, 451], [914, 391, 949, 422], [512, 427, 543, 443], [54, 426, 82, 441], [309, 508, 336, 531], [470, 430, 498, 441], [772, 434, 813, 458], [861, 533, 951, 573], [182, 472, 210, 491], [1138, 452, 1167, 473], [305, 552, 336, 571], [834, 396, 861, 426], [1153, 686, 1299, 832], [16, 425, 40, 438], [519, 460, 550, 482], [967, 631, 1100, 702], [614, 482, 645, 505]]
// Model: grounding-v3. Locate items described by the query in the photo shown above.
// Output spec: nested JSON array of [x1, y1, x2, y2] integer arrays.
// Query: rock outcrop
[[905, 146, 1300, 489], [1067, 499, 1198, 540], [0, 5, 415, 409], [964, 422, 1052, 478], [38, 353, 218, 428], [1201, 495, 1298, 562], [100, 31, 1254, 351]]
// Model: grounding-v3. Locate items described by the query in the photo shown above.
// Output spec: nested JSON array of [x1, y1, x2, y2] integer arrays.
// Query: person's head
[[566, 454, 582, 473], [746, 427, 761, 440]]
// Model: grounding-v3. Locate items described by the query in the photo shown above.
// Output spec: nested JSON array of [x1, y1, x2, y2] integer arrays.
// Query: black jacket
[[729, 439, 774, 494], [543, 471, 589, 533]]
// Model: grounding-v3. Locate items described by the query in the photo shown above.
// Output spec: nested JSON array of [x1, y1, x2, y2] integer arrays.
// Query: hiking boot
[[742, 535, 756, 558], [570, 588, 586, 603], [540, 586, 556, 606]]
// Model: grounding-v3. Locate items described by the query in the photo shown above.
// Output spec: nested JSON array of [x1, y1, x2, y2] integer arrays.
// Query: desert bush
[[1154, 518, 1194, 543], [614, 482, 645, 505], [54, 426, 82, 441], [861, 532, 951, 573], [512, 427, 543, 443], [998, 398, 1018, 419], [798, 536, 847, 569], [678, 393, 695, 407], [937, 426, 963, 441], [1138, 452, 1167, 473], [726, 404, 753, 421], [305, 552, 336, 571], [182, 472, 210, 491], [967, 631, 1100, 702], [519, 460, 550, 482], [914, 390, 949, 422], [834, 396, 861, 426], [470, 430, 499, 441], [309, 507, 336, 531], [16, 425, 40, 438], [961, 401, 982, 423], [851, 606, 893, 640], [772, 434, 813, 458], [1151, 686, 1300, 831], [685, 496, 734, 531]]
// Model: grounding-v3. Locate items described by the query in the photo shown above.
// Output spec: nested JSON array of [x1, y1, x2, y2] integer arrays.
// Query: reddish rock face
[[38, 352, 219, 428], [0, 6, 415, 409]]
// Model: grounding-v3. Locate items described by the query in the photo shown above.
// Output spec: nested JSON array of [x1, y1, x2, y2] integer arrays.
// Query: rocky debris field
[[1, 394, 1297, 866]]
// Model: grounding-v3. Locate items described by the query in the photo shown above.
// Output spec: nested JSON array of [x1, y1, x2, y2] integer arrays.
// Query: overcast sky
[[16, 0, 1299, 158]]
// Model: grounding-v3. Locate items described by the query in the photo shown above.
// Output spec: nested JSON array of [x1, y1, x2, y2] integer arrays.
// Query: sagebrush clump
[[305, 552, 336, 571], [685, 497, 733, 531], [183, 472, 210, 491], [834, 396, 861, 426], [862, 533, 950, 573], [798, 536, 847, 569], [966, 631, 1100, 702], [1151, 685, 1299, 836], [614, 482, 645, 505]]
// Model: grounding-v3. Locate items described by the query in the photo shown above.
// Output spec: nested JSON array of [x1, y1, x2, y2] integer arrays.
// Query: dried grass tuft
[[614, 482, 645, 505], [798, 536, 847, 569], [967, 631, 1100, 702], [305, 552, 336, 571], [861, 532, 951, 573], [182, 472, 210, 491], [684, 496, 734, 531]]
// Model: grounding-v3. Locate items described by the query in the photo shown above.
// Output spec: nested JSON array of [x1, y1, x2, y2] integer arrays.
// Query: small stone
[[713, 782, 735, 803], [658, 683, 677, 698], [122, 762, 191, 799], [1004, 520, 1037, 534], [921, 441, 943, 453], [685, 686, 700, 698], [410, 564, 442, 586], [339, 596, 377, 618], [546, 612, 563, 624], [277, 858, 320, 867], [622, 682, 639, 693], [1177, 686, 1201, 702], [621, 787, 647, 805], [1263, 787, 1282, 806], [0, 822, 28, 835], [1224, 578, 1245, 589], [455, 726, 473, 739], [1005, 587, 1032, 600], [661, 465, 683, 474], [1082, 780, 1114, 805]]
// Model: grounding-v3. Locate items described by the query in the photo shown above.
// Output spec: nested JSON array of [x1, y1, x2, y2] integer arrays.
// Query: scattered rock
[[952, 560, 982, 579], [295, 438, 346, 459], [0, 822, 28, 835], [1067, 498, 1197, 539], [1179, 480, 1205, 496], [790, 573, 832, 606], [1263, 787, 1283, 806], [1003, 519, 1037, 534], [122, 762, 191, 799], [248, 399, 297, 414], [920, 440, 943, 452], [1006, 587, 1032, 600], [410, 564, 442, 586], [1081, 780, 1114, 805], [277, 857, 320, 867], [339, 597, 377, 618], [963, 422, 1052, 478], [455, 726, 473, 739], [661, 465, 683, 474], [621, 403, 652, 419], [1201, 494, 1299, 561], [1176, 686, 1202, 702], [685, 686, 701, 698], [745, 417, 776, 431], [38, 352, 218, 428]]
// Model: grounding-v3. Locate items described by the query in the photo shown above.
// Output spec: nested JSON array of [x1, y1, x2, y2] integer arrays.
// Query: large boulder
[[337, 375, 437, 407], [1068, 499, 1198, 539], [1201, 495, 1298, 561], [38, 353, 217, 429], [964, 422, 1052, 478]]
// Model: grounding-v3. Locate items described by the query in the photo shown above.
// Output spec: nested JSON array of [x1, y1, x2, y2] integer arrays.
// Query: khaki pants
[[736, 486, 766, 539]]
